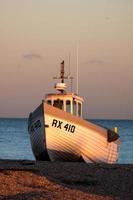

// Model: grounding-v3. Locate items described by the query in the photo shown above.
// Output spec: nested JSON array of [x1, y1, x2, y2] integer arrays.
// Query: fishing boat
[[28, 61, 120, 163]]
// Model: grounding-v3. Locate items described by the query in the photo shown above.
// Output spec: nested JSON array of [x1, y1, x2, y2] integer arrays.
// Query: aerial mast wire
[[76, 42, 79, 95], [68, 53, 74, 93], [68, 53, 71, 76]]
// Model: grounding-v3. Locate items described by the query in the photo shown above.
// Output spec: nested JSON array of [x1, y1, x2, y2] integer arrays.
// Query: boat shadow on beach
[[0, 160, 133, 200]]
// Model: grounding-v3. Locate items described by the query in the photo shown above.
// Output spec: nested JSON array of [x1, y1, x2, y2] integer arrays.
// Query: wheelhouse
[[45, 93, 84, 118]]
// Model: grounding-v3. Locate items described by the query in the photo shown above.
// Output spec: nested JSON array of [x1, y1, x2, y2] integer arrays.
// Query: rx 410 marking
[[52, 119, 76, 133]]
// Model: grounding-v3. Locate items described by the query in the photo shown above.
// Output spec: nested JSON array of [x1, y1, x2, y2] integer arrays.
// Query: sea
[[0, 118, 133, 164]]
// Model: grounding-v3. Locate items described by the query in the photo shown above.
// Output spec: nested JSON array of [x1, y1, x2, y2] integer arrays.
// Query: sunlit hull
[[28, 102, 120, 164]]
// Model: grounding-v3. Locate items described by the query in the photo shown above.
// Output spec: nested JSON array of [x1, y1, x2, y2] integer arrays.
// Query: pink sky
[[0, 0, 133, 119]]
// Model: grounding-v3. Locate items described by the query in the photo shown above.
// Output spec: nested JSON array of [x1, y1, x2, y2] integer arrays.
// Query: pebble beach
[[0, 160, 133, 200]]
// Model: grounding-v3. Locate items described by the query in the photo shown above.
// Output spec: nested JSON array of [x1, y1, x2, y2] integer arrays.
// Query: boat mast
[[60, 60, 65, 83], [54, 61, 67, 94], [54, 60, 74, 93]]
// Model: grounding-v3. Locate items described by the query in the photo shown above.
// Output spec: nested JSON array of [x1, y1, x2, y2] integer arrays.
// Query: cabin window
[[78, 102, 81, 117], [66, 100, 71, 113], [53, 99, 64, 110], [47, 100, 52, 105], [73, 100, 76, 115]]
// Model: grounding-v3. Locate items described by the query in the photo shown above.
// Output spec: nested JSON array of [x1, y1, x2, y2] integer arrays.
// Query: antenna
[[67, 53, 74, 93], [68, 53, 71, 76], [76, 42, 79, 95], [70, 77, 74, 92]]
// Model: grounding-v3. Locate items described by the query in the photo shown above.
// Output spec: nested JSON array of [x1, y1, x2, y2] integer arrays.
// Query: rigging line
[[76, 42, 79, 95]]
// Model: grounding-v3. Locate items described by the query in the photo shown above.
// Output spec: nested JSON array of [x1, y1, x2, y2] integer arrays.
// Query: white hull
[[28, 102, 120, 164]]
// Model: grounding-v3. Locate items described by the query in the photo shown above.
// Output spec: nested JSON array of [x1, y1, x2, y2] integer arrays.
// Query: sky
[[0, 0, 133, 119]]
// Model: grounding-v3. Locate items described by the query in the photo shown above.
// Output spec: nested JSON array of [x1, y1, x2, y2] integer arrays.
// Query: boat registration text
[[52, 119, 76, 133]]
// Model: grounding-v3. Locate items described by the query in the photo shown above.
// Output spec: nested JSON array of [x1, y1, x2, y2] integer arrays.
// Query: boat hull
[[28, 102, 120, 164], [28, 103, 50, 160]]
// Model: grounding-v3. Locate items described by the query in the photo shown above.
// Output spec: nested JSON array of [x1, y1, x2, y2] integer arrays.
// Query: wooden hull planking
[[28, 102, 120, 163]]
